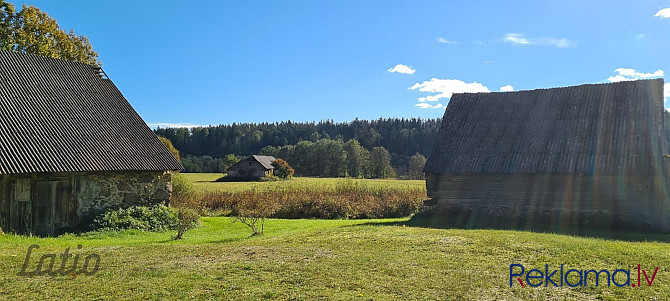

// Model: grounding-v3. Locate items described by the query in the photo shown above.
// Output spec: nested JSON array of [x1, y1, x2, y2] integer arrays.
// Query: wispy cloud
[[539, 37, 573, 48], [502, 33, 575, 48], [499, 85, 514, 92], [607, 68, 664, 82], [436, 37, 458, 44], [147, 122, 207, 129], [665, 83, 670, 101], [655, 8, 670, 18], [409, 78, 491, 109], [502, 33, 531, 45], [387, 64, 416, 74]]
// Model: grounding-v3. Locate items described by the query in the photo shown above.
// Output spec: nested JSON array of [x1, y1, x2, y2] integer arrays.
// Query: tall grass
[[174, 178, 426, 219]]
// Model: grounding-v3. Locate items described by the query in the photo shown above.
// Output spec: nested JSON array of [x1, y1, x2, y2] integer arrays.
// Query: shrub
[[271, 159, 294, 179], [172, 173, 196, 200], [92, 204, 178, 231], [174, 208, 201, 240], [233, 196, 279, 236], [185, 179, 426, 220]]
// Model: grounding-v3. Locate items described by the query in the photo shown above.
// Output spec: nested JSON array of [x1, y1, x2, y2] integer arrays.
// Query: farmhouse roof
[[252, 155, 276, 170], [424, 79, 666, 175], [0, 51, 183, 174]]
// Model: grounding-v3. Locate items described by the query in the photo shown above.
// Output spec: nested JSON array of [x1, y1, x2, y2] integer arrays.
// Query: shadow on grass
[[205, 237, 249, 244], [356, 207, 670, 243]]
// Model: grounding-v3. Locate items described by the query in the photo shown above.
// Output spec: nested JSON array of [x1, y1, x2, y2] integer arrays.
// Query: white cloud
[[539, 37, 575, 48], [500, 85, 514, 92], [607, 68, 667, 102], [607, 68, 664, 82], [502, 33, 530, 45], [388, 64, 416, 74], [147, 122, 207, 129], [409, 78, 491, 104], [502, 33, 575, 48], [415, 103, 444, 109], [436, 37, 458, 44], [655, 8, 670, 18]]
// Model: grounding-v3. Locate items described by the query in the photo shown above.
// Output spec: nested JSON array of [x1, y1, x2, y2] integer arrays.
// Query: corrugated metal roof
[[424, 79, 666, 175], [252, 155, 276, 170], [0, 51, 183, 174]]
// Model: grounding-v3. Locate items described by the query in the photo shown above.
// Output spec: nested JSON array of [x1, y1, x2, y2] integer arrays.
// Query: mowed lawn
[[180, 173, 426, 193], [1, 217, 670, 300]]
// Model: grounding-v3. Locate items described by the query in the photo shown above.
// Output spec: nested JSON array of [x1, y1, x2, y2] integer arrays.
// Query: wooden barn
[[0, 51, 183, 236], [424, 79, 670, 231], [227, 155, 276, 179]]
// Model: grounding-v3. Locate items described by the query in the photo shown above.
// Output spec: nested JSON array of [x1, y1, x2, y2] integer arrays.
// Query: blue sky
[[13, 0, 670, 127]]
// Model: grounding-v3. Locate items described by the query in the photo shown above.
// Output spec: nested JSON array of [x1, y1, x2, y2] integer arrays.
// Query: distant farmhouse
[[424, 79, 670, 231], [227, 155, 276, 179], [0, 51, 183, 235]]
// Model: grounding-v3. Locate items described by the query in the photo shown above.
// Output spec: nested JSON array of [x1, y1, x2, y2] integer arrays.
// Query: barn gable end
[[424, 79, 670, 231], [0, 51, 183, 235], [227, 155, 276, 179]]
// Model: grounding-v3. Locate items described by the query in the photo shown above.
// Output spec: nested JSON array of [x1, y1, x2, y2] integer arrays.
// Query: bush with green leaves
[[174, 208, 201, 240], [92, 204, 178, 231], [172, 173, 196, 200]]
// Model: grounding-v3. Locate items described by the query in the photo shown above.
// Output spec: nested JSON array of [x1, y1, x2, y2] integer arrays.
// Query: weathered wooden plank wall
[[427, 172, 670, 230]]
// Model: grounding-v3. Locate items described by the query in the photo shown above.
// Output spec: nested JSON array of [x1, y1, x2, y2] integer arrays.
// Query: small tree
[[370, 146, 392, 178], [174, 208, 201, 240], [221, 154, 240, 172], [407, 153, 427, 179], [233, 197, 279, 236], [271, 158, 294, 180], [158, 136, 181, 163]]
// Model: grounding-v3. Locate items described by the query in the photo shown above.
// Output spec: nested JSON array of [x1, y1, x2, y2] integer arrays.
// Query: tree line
[[258, 139, 427, 179], [155, 118, 440, 178]]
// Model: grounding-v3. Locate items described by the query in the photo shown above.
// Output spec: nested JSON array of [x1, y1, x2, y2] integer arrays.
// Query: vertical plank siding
[[424, 79, 670, 231]]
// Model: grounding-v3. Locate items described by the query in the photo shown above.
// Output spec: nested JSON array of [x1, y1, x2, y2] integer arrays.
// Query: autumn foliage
[[271, 159, 294, 179]]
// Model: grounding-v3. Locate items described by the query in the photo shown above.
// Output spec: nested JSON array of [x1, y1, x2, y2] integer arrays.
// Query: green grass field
[[180, 173, 426, 193], [1, 216, 670, 300], [2, 174, 669, 300]]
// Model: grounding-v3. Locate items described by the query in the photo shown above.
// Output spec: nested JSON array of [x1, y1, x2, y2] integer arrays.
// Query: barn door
[[10, 179, 32, 234], [34, 181, 57, 235], [34, 180, 72, 236]]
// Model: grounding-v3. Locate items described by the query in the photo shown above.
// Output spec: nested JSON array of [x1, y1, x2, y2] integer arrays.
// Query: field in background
[[179, 173, 426, 193], [176, 174, 427, 219], [1, 217, 669, 300]]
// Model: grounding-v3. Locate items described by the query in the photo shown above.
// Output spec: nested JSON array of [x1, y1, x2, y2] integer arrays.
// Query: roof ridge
[[452, 78, 664, 96]]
